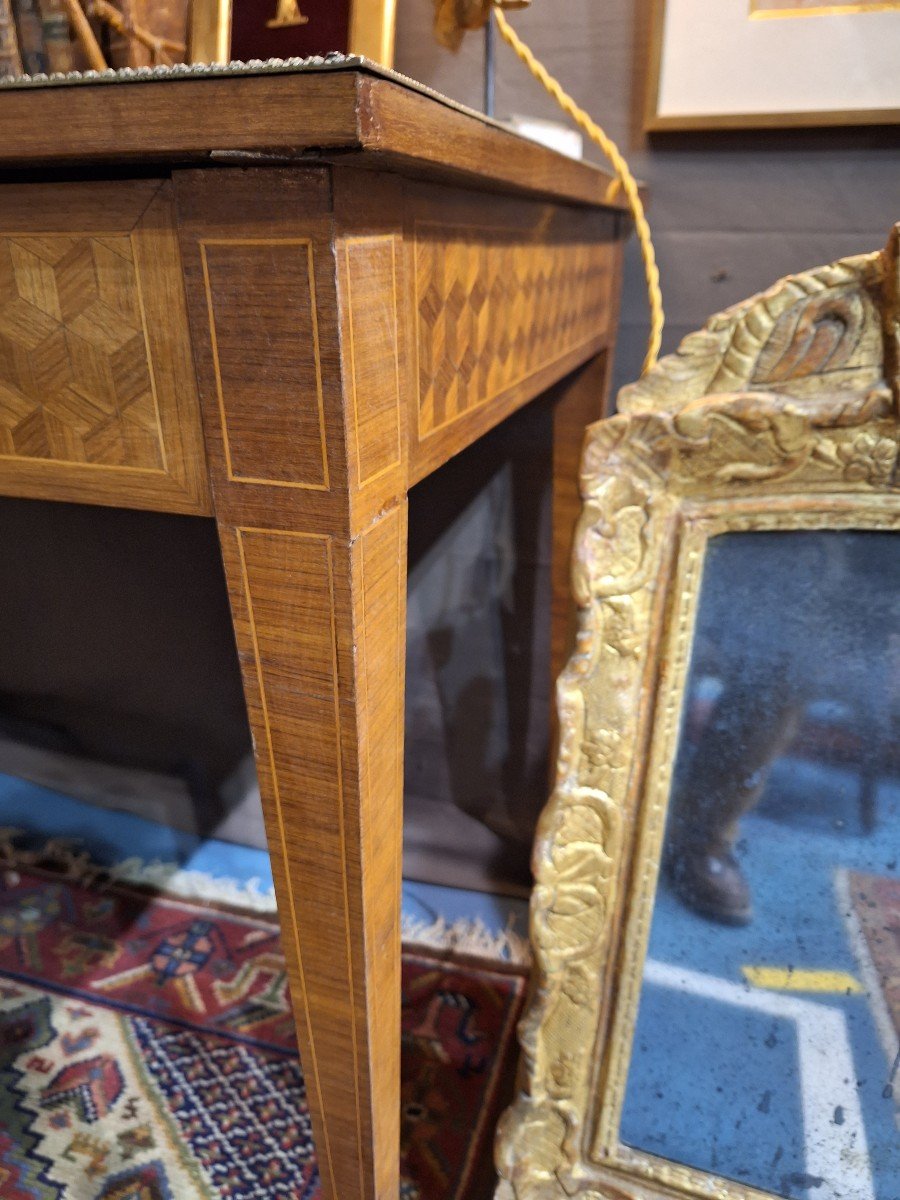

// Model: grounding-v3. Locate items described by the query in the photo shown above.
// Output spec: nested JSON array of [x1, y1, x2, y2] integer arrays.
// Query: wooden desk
[[0, 58, 629, 1200]]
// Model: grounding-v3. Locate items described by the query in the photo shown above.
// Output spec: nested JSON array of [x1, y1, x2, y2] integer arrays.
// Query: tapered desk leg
[[176, 167, 408, 1200], [216, 510, 406, 1200], [550, 352, 611, 684]]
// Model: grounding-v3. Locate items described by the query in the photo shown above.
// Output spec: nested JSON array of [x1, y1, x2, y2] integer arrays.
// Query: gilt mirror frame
[[495, 225, 900, 1200]]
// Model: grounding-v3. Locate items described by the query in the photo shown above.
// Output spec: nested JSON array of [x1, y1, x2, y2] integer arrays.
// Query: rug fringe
[[111, 858, 279, 912], [401, 912, 531, 966], [0, 829, 280, 912], [1, 830, 532, 964]]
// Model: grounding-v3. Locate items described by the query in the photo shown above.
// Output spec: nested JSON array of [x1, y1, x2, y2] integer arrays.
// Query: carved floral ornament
[[494, 225, 900, 1200]]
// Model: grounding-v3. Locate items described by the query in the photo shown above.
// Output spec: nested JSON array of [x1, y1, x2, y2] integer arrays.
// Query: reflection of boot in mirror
[[664, 670, 803, 926], [666, 846, 752, 926]]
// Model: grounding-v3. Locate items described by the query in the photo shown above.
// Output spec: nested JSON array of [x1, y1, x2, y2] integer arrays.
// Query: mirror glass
[[620, 529, 900, 1200]]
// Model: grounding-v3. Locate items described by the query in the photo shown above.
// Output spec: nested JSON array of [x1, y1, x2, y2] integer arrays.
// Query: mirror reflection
[[621, 530, 900, 1200]]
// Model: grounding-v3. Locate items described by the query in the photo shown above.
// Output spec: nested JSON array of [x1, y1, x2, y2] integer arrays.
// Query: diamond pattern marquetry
[[0, 234, 165, 469], [415, 223, 610, 436]]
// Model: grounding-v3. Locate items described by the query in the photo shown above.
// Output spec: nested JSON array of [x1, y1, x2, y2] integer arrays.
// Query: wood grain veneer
[[200, 238, 329, 490], [403, 182, 618, 483], [0, 69, 626, 211], [0, 179, 208, 513], [176, 166, 408, 1200]]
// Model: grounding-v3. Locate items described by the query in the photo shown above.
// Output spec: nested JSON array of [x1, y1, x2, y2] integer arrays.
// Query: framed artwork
[[645, 0, 900, 128], [190, 0, 396, 68], [495, 227, 900, 1200]]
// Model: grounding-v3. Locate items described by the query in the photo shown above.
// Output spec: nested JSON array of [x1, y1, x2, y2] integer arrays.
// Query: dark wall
[[395, 0, 900, 393], [0, 499, 251, 796]]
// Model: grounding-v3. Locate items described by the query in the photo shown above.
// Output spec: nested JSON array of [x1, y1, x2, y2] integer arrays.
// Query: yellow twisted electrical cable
[[492, 5, 663, 374]]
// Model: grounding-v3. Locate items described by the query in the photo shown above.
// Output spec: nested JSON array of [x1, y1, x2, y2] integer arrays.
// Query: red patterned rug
[[0, 860, 527, 1199]]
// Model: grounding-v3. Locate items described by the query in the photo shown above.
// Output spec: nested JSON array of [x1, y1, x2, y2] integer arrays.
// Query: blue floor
[[0, 772, 530, 959], [622, 755, 900, 1200], [4, 754, 896, 1199]]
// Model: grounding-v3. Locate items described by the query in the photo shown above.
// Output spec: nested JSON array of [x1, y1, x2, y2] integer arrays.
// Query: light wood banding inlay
[[344, 236, 402, 488], [226, 509, 406, 1200], [201, 239, 329, 490], [233, 525, 353, 1195]]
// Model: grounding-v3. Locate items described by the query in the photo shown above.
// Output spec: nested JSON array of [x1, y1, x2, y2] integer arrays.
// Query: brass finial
[[432, 0, 529, 51]]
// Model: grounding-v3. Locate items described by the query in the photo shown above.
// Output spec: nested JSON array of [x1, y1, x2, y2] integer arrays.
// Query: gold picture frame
[[190, 0, 396, 68], [495, 226, 900, 1199], [645, 0, 900, 129]]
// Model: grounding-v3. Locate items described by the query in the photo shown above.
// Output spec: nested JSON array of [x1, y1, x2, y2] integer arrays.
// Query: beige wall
[[395, 0, 900, 391]]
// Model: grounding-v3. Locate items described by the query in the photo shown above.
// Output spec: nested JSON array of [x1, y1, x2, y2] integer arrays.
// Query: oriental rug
[[0, 859, 526, 1200]]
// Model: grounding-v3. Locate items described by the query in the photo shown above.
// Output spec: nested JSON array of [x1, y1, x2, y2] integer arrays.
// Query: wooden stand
[[0, 62, 630, 1200]]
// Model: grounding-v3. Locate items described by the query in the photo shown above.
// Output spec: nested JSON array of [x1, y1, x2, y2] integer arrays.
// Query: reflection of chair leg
[[858, 694, 888, 834], [669, 677, 802, 860], [859, 768, 877, 833], [858, 737, 882, 833], [666, 672, 803, 924]]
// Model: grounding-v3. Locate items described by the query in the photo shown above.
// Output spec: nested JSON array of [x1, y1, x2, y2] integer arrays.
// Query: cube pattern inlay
[[415, 223, 610, 437], [0, 234, 164, 469]]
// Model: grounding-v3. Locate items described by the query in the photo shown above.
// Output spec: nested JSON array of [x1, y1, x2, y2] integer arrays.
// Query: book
[[0, 0, 24, 76], [11, 0, 46, 74], [104, 0, 188, 68], [39, 0, 79, 73], [103, 0, 134, 67], [0, 0, 23, 75]]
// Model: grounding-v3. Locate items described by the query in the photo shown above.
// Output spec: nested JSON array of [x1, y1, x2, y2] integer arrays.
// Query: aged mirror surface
[[621, 528, 900, 1200]]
